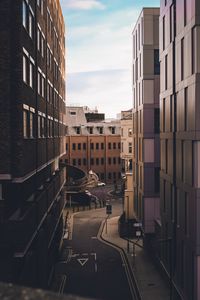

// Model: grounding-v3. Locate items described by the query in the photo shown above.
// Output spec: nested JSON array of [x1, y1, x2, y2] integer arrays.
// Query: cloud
[[67, 69, 132, 118], [61, 0, 105, 10]]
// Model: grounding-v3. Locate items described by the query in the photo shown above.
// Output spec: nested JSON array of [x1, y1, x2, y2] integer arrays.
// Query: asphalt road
[[57, 199, 134, 300]]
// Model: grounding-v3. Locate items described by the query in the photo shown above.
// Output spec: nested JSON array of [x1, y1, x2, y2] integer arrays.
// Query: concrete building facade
[[132, 8, 160, 233], [0, 0, 66, 288], [159, 0, 200, 299], [63, 106, 121, 184], [120, 110, 134, 220]]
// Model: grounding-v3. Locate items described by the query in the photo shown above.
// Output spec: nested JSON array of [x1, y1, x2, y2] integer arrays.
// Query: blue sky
[[60, 0, 160, 118]]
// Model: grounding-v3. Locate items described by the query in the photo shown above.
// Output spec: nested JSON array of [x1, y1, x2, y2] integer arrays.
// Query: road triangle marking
[[77, 258, 88, 266]]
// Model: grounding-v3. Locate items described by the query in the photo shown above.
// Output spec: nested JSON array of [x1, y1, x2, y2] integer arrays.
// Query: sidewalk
[[101, 216, 170, 300]]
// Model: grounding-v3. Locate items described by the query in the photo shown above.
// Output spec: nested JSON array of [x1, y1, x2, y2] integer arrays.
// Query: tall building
[[159, 0, 200, 299], [132, 8, 160, 234], [120, 109, 134, 219], [0, 0, 66, 288], [63, 106, 121, 184]]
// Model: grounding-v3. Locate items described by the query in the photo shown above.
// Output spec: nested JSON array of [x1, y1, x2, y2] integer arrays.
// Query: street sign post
[[106, 204, 112, 215]]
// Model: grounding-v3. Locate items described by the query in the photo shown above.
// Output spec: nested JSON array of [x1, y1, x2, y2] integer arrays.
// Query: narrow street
[[55, 198, 135, 300]]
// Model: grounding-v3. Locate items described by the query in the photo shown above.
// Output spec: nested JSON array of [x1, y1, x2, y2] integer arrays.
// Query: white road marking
[[91, 253, 97, 261], [91, 236, 97, 239], [95, 263, 98, 273], [77, 258, 89, 266]]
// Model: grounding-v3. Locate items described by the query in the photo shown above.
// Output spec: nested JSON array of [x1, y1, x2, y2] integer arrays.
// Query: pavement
[[100, 216, 170, 300]]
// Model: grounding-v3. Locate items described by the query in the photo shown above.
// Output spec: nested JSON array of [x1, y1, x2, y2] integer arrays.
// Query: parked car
[[97, 182, 106, 187]]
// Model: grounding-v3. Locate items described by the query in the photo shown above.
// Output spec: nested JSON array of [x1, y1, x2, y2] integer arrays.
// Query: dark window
[[90, 143, 94, 150], [91, 158, 94, 165], [181, 38, 184, 81], [101, 143, 104, 150], [96, 143, 99, 150], [101, 173, 105, 180], [83, 158, 86, 165], [101, 158, 104, 164], [113, 143, 116, 149], [66, 144, 68, 151], [118, 172, 121, 179], [78, 159, 81, 165], [108, 173, 112, 179], [118, 142, 121, 149], [72, 143, 76, 150], [113, 173, 116, 179], [78, 143, 81, 150], [108, 143, 111, 150], [165, 55, 168, 89], [96, 158, 99, 165], [113, 157, 116, 164], [83, 143, 86, 150], [73, 159, 76, 166], [163, 16, 165, 50], [108, 158, 111, 165], [154, 49, 160, 75], [155, 167, 160, 193], [118, 157, 121, 164], [154, 108, 160, 134]]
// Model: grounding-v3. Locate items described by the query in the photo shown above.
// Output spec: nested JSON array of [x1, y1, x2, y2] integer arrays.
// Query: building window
[[23, 55, 28, 83], [101, 143, 104, 150], [184, 87, 188, 131], [30, 112, 34, 138], [118, 172, 121, 179], [163, 16, 165, 50], [101, 173, 105, 180], [91, 158, 94, 165], [128, 128, 132, 137], [155, 168, 160, 193], [88, 127, 93, 134], [113, 143, 116, 149], [108, 158, 111, 165], [73, 159, 76, 166], [23, 110, 28, 138], [83, 158, 86, 165], [165, 55, 168, 89], [110, 127, 116, 134], [66, 144, 68, 151], [98, 127, 103, 134], [118, 157, 121, 164], [90, 143, 94, 150], [154, 49, 160, 75], [128, 143, 132, 154], [154, 108, 160, 134], [181, 38, 184, 81], [72, 143, 76, 150], [83, 143, 86, 150], [96, 143, 99, 150], [108, 173, 112, 179], [101, 158, 104, 165], [108, 143, 111, 150], [78, 143, 81, 150], [184, 0, 187, 26], [78, 159, 81, 166], [121, 142, 123, 152], [118, 142, 121, 149], [113, 157, 116, 164], [96, 158, 99, 165]]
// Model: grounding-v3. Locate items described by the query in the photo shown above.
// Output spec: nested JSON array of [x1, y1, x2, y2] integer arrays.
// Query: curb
[[97, 219, 142, 300]]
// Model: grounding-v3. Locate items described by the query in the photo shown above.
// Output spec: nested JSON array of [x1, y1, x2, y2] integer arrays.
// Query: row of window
[[67, 142, 121, 151], [23, 108, 64, 139], [72, 125, 116, 135], [23, 49, 63, 108], [70, 157, 121, 167]]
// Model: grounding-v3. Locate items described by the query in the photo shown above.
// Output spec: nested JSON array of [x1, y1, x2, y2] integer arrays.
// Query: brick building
[[0, 0, 66, 288], [63, 106, 121, 184]]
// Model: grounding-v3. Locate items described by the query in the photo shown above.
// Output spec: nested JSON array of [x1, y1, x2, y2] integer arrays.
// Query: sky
[[60, 0, 160, 118]]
